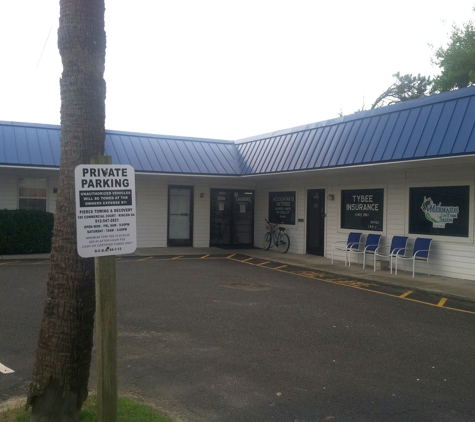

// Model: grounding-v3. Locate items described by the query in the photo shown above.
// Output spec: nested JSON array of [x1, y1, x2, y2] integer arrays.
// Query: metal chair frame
[[395, 237, 433, 277], [373, 235, 409, 274], [346, 233, 383, 268], [331, 232, 362, 266]]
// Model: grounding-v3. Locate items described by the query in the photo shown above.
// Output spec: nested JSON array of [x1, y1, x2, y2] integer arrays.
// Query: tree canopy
[[431, 17, 475, 92], [370, 72, 433, 109], [347, 10, 475, 115]]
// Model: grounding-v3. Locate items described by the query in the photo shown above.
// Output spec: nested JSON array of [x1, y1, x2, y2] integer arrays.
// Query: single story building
[[1, 87, 475, 280]]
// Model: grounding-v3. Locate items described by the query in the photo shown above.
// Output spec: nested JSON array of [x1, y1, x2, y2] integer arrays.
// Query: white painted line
[[0, 362, 14, 374]]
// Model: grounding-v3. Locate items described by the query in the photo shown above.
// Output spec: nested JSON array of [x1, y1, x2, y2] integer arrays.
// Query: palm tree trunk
[[26, 1, 106, 420]]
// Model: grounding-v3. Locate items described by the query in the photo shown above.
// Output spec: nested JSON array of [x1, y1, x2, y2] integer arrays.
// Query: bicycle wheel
[[263, 232, 272, 250], [277, 233, 290, 253]]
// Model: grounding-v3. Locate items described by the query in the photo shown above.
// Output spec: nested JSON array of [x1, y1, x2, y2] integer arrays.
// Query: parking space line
[[437, 297, 448, 307], [0, 363, 14, 374], [257, 261, 271, 266], [226, 256, 475, 314], [0, 261, 19, 266], [110, 254, 475, 314]]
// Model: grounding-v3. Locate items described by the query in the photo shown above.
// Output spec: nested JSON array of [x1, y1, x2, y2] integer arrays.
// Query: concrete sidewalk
[[2, 246, 474, 302]]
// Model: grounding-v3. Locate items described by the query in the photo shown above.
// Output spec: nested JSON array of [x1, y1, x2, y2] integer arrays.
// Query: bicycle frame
[[264, 219, 290, 253]]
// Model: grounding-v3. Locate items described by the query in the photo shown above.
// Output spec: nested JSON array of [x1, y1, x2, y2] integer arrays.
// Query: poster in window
[[341, 189, 384, 231], [409, 185, 469, 237], [269, 191, 296, 225]]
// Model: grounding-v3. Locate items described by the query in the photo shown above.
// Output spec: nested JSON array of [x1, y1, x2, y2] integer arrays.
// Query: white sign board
[[75, 164, 137, 258]]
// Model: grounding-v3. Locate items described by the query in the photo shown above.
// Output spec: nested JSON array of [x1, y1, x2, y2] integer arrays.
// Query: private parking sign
[[75, 164, 137, 258]]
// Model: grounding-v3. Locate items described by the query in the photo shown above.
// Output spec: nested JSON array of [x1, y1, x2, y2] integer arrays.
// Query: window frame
[[18, 177, 48, 211], [405, 180, 474, 244]]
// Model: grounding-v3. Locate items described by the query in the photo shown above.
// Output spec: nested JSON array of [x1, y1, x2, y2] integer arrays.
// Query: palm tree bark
[[26, 0, 106, 420]]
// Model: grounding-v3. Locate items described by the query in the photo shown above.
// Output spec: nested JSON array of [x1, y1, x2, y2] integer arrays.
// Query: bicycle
[[263, 219, 290, 253]]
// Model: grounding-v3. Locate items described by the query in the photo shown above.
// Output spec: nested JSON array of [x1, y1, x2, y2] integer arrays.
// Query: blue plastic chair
[[331, 232, 362, 266], [373, 236, 408, 273], [395, 238, 433, 277], [347, 233, 382, 267]]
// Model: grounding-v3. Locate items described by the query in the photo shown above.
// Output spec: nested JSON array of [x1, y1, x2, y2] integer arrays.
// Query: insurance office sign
[[340, 188, 384, 231], [75, 164, 137, 258]]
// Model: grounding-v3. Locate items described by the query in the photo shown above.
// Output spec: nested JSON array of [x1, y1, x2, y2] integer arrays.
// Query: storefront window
[[340, 188, 384, 231], [210, 189, 254, 246], [409, 185, 470, 237], [18, 178, 47, 211], [268, 191, 296, 225]]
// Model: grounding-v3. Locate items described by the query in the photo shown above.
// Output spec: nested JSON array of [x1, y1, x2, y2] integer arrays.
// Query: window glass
[[340, 188, 384, 231], [18, 178, 47, 211], [409, 185, 469, 237], [268, 191, 296, 225]]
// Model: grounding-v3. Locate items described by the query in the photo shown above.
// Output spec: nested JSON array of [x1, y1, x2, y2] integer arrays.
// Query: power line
[[35, 23, 54, 71]]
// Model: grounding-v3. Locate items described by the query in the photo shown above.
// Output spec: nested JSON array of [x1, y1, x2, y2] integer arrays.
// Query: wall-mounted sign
[[341, 188, 384, 231], [269, 191, 296, 225], [75, 165, 137, 257], [409, 185, 469, 237]]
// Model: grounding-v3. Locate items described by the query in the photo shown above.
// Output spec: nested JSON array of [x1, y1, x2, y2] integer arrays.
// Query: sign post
[[75, 156, 137, 422]]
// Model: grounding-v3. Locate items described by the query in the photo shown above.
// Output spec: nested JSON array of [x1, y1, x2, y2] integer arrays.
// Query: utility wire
[[35, 23, 54, 71]]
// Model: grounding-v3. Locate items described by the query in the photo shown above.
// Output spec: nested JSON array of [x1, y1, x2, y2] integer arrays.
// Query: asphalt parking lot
[[1, 255, 475, 421]]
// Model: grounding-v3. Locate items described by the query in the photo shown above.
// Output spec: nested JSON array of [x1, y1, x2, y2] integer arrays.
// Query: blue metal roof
[[0, 122, 62, 168], [236, 86, 475, 174], [1, 86, 475, 175], [0, 123, 241, 175], [104, 130, 240, 175]]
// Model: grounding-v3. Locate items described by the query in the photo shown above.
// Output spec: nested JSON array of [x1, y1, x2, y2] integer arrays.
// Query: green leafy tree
[[370, 72, 433, 109], [25, 0, 106, 420], [431, 17, 475, 92]]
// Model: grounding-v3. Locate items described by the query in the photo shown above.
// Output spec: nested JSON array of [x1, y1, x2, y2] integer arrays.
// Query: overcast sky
[[0, 1, 474, 140]]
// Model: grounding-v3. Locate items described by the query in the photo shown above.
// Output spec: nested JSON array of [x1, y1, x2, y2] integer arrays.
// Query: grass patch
[[0, 396, 174, 422]]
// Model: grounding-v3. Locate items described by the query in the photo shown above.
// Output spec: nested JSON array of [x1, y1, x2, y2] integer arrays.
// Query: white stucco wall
[[133, 175, 257, 248], [2, 159, 475, 281], [254, 161, 475, 281]]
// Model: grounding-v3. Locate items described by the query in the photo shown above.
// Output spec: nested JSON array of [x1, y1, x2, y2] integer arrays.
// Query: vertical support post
[[91, 155, 117, 422]]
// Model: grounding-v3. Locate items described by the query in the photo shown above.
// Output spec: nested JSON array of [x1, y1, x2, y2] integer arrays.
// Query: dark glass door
[[307, 189, 325, 255], [168, 186, 193, 246], [210, 189, 254, 247]]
